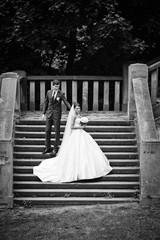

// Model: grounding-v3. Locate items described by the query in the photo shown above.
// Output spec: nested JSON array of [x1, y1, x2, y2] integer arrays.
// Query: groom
[[42, 79, 71, 155]]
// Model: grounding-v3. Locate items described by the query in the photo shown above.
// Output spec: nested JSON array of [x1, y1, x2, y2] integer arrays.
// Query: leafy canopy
[[0, 0, 152, 74]]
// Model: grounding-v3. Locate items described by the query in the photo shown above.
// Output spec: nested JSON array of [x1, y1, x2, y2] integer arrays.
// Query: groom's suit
[[43, 89, 71, 151]]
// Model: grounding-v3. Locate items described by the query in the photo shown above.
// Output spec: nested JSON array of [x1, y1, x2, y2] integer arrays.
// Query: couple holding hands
[[33, 79, 112, 183]]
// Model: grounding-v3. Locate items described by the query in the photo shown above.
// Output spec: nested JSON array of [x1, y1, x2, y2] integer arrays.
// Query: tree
[[118, 0, 160, 62], [0, 0, 150, 75]]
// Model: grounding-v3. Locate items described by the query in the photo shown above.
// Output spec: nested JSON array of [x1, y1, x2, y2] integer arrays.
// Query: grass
[[1, 203, 160, 240]]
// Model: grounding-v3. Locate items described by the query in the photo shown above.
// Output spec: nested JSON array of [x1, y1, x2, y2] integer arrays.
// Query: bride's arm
[[72, 125, 85, 129]]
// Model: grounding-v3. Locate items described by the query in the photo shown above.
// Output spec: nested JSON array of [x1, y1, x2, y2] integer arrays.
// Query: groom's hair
[[53, 79, 60, 85]]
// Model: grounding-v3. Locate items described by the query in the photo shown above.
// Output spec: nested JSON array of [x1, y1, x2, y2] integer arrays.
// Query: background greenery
[[0, 0, 160, 75]]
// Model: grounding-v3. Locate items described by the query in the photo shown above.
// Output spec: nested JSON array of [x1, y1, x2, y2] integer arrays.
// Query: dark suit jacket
[[43, 89, 71, 120]]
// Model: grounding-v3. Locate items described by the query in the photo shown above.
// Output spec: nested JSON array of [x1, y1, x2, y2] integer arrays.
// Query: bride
[[33, 103, 112, 182]]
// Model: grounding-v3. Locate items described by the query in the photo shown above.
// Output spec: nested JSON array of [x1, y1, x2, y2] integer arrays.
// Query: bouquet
[[80, 117, 89, 126]]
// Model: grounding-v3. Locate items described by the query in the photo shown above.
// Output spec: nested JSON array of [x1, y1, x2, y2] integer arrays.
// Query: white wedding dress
[[33, 109, 112, 182]]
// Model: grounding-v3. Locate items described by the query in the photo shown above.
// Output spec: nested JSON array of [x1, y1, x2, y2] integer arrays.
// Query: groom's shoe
[[42, 147, 53, 154], [53, 147, 59, 153], [50, 148, 58, 156], [50, 151, 57, 157]]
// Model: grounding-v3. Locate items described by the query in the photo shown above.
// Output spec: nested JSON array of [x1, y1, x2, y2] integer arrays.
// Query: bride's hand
[[80, 123, 87, 129]]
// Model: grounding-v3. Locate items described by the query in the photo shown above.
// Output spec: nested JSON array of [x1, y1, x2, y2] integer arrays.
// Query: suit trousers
[[45, 117, 60, 150]]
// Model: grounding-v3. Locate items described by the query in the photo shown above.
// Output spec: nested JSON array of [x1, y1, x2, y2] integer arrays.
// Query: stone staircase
[[13, 117, 140, 206]]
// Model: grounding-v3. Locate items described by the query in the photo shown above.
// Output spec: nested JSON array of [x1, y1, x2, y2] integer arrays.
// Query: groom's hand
[[42, 114, 46, 121]]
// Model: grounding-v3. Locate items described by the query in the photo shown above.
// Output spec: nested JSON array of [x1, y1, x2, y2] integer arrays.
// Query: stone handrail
[[0, 72, 21, 208], [133, 77, 158, 140], [128, 64, 160, 204], [148, 61, 160, 72]]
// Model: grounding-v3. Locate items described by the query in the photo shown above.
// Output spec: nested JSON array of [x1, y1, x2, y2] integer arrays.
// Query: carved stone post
[[14, 70, 27, 111], [128, 63, 148, 119]]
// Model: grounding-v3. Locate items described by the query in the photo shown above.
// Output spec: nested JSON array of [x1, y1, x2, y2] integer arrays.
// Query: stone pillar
[[122, 63, 129, 112], [0, 75, 2, 97], [128, 63, 148, 119], [0, 141, 13, 208], [14, 70, 27, 111], [150, 68, 158, 106], [0, 72, 19, 208]]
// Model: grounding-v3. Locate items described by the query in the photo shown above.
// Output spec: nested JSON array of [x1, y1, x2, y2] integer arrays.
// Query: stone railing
[[128, 63, 160, 204], [26, 75, 125, 112], [148, 61, 160, 120], [148, 60, 160, 106], [0, 72, 22, 208]]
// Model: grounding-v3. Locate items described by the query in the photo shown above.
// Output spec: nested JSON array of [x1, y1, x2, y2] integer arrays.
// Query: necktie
[[52, 91, 56, 99]]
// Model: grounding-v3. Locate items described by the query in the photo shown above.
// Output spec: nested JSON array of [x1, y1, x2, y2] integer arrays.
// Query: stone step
[[13, 181, 140, 189], [13, 197, 139, 206], [14, 145, 138, 152], [18, 120, 132, 126], [14, 189, 139, 198], [14, 138, 137, 145], [15, 131, 136, 139], [13, 118, 139, 205], [13, 152, 139, 159], [13, 159, 139, 167], [15, 125, 135, 132], [13, 166, 139, 174], [13, 173, 140, 182]]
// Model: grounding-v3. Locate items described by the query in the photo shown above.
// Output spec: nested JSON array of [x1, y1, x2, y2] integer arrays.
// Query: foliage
[[0, 0, 159, 75], [118, 0, 160, 62]]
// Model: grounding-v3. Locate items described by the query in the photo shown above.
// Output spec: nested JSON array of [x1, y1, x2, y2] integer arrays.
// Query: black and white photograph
[[0, 0, 160, 239]]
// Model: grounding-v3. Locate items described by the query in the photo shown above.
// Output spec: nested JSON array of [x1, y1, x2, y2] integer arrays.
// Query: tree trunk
[[66, 28, 77, 75]]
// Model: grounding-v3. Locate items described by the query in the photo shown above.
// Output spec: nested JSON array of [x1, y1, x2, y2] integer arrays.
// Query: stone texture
[[140, 141, 160, 202], [128, 64, 148, 120], [0, 72, 19, 208], [129, 63, 160, 204], [133, 77, 158, 140]]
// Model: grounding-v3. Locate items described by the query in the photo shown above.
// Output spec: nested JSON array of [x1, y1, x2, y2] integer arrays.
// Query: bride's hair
[[73, 102, 80, 108]]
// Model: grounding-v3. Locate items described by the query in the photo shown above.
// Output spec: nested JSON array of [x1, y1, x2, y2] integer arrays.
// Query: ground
[[1, 203, 160, 240]]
